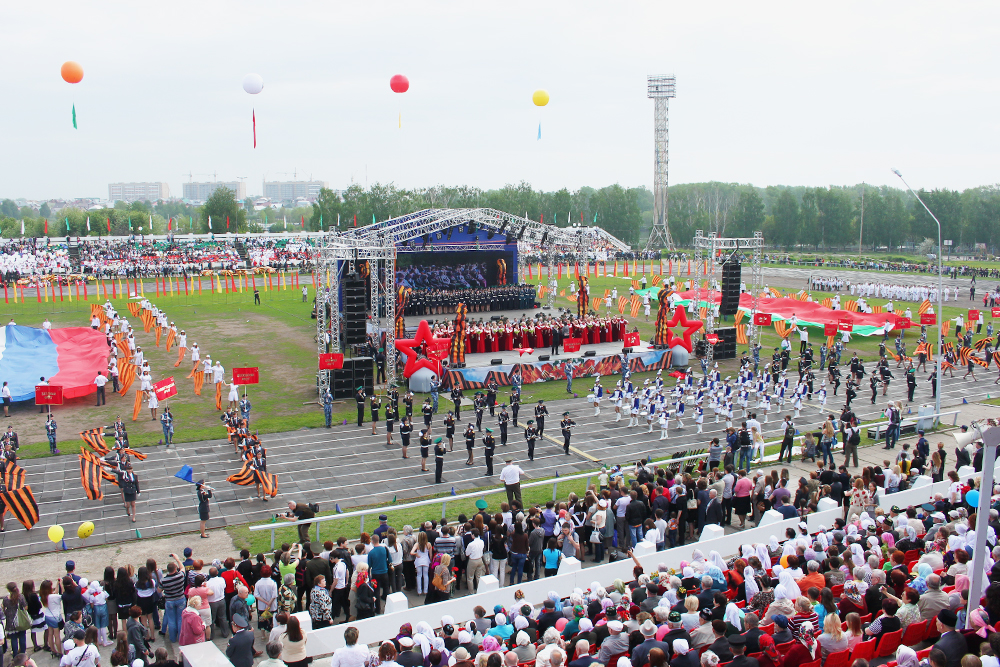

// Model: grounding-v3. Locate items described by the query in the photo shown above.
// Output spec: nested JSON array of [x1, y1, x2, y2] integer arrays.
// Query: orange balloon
[[61, 61, 84, 84]]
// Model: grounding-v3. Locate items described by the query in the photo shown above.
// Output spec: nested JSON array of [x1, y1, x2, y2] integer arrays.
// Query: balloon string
[[253, 109, 257, 148]]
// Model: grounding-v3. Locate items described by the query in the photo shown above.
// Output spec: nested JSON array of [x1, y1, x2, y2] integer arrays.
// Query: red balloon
[[390, 74, 409, 93]]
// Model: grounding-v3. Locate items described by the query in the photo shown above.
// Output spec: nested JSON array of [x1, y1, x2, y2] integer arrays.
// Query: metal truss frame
[[314, 209, 631, 393], [692, 230, 765, 366], [646, 74, 676, 252], [315, 233, 397, 395]]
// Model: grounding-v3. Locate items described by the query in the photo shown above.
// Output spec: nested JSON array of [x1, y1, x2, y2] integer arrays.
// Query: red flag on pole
[[44, 219, 48, 234], [107, 217, 111, 233], [111, 279, 116, 299], [353, 214, 357, 227], [226, 216, 230, 230], [59, 281, 63, 301]]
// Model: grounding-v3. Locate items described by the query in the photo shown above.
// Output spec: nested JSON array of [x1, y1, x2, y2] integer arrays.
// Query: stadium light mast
[[646, 74, 676, 252]]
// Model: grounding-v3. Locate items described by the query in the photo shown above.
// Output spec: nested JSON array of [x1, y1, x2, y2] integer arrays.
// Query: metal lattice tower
[[646, 75, 676, 252]]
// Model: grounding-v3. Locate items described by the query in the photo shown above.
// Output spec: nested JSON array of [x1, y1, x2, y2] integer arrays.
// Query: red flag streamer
[[184, 274, 189, 295], [35, 281, 40, 303], [75, 281, 80, 301], [106, 217, 111, 233], [111, 279, 116, 299], [252, 109, 257, 148]]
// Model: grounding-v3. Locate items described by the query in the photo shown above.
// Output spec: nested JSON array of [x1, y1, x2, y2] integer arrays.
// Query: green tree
[[771, 189, 800, 248], [729, 188, 765, 237], [39, 202, 51, 217], [816, 187, 854, 247], [201, 187, 246, 233], [0, 199, 18, 218], [310, 188, 342, 231], [798, 189, 819, 247]]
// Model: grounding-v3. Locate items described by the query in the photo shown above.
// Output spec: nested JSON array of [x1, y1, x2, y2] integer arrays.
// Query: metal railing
[[249, 409, 963, 549]]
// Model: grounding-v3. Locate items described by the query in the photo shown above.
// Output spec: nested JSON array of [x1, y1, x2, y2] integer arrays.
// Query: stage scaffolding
[[692, 230, 764, 368], [315, 208, 631, 393]]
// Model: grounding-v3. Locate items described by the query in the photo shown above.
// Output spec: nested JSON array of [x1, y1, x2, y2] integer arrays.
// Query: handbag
[[432, 573, 447, 592], [15, 606, 32, 632], [589, 530, 602, 544], [686, 497, 698, 510]]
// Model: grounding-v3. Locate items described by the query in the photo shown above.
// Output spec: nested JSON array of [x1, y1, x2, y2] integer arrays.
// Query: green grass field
[[3, 266, 992, 459]]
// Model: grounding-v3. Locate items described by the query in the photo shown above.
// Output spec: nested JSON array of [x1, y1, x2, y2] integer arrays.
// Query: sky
[[2, 1, 998, 201]]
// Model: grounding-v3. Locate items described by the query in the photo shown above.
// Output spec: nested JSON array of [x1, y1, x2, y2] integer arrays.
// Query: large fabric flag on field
[[0, 325, 108, 401]]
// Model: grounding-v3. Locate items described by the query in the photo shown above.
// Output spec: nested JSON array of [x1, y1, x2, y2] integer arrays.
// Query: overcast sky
[[2, 1, 998, 201]]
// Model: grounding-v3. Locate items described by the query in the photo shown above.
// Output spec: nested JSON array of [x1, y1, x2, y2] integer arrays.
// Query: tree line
[[4, 181, 999, 251]]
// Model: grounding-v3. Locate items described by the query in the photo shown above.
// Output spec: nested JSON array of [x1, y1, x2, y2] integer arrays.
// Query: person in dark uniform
[[370, 394, 381, 436], [486, 380, 498, 416], [355, 387, 366, 427], [45, 414, 58, 454], [451, 387, 463, 421], [928, 369, 938, 397], [535, 400, 548, 436], [845, 379, 857, 408], [434, 437, 446, 484], [560, 412, 575, 455], [510, 388, 521, 425], [399, 416, 412, 459], [484, 428, 496, 476], [473, 393, 486, 432], [197, 480, 213, 538], [524, 419, 538, 461], [419, 428, 431, 472], [422, 398, 434, 428], [403, 391, 414, 419], [869, 374, 880, 404], [498, 404, 509, 446], [464, 423, 476, 465], [388, 385, 399, 417], [118, 463, 140, 523], [444, 411, 456, 451], [828, 364, 841, 395], [385, 404, 396, 447], [906, 366, 917, 402]]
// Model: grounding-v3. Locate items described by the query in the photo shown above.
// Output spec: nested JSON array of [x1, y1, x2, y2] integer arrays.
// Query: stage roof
[[337, 208, 630, 253]]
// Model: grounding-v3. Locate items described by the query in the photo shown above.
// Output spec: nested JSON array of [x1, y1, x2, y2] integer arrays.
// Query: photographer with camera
[[281, 501, 317, 543]]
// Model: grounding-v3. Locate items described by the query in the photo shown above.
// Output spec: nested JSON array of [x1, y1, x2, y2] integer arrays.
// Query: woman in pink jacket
[[179, 596, 207, 646]]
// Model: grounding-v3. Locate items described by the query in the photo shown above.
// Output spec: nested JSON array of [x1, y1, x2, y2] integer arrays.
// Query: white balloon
[[242, 73, 264, 95]]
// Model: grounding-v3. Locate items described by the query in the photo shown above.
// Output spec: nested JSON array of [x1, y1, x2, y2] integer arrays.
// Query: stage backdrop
[[443, 348, 673, 391], [396, 225, 519, 285]]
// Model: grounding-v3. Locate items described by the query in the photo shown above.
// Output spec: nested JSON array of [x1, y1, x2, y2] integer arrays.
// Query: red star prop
[[394, 320, 449, 378], [664, 307, 704, 353]]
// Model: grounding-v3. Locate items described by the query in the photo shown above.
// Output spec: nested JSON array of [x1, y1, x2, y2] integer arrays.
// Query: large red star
[[664, 307, 704, 353], [394, 319, 449, 378]]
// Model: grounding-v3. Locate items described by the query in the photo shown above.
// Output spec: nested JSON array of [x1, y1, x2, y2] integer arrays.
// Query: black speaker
[[538, 354, 550, 361], [622, 347, 633, 354], [583, 350, 596, 357], [343, 276, 367, 346], [720, 259, 742, 316], [714, 327, 737, 360], [490, 358, 503, 365], [329, 356, 374, 399]]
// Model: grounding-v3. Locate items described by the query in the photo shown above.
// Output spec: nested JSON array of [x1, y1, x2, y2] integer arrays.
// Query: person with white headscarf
[[723, 603, 744, 632], [743, 566, 760, 602], [764, 582, 795, 623], [755, 543, 772, 568], [414, 621, 435, 658], [690, 550, 708, 573], [708, 551, 726, 572], [767, 536, 782, 562], [849, 543, 865, 568], [778, 570, 801, 600]]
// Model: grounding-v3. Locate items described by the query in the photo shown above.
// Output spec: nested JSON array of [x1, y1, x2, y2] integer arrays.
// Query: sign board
[[624, 332, 640, 347], [993, 308, 1000, 318], [563, 338, 582, 353], [944, 240, 953, 246], [35, 385, 63, 405], [319, 353, 344, 370], [920, 313, 937, 325], [153, 377, 178, 401], [705, 333, 719, 345], [897, 317, 912, 329], [753, 313, 772, 326], [824, 323, 837, 336], [838, 319, 853, 332], [969, 309, 981, 321], [232, 367, 260, 385]]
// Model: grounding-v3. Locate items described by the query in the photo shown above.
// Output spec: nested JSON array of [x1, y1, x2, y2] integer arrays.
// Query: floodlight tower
[[646, 75, 676, 251]]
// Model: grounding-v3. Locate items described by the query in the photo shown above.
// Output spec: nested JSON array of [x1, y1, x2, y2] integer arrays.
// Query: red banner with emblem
[[319, 353, 344, 370], [920, 313, 937, 325], [233, 367, 260, 385], [153, 377, 178, 401], [35, 385, 63, 405]]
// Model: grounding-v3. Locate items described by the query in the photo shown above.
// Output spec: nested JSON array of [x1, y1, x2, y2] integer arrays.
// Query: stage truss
[[692, 230, 764, 368], [315, 209, 631, 393]]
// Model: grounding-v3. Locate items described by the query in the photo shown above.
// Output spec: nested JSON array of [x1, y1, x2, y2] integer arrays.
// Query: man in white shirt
[[43, 318, 52, 330], [60, 629, 100, 667], [206, 567, 229, 638], [330, 627, 372, 667], [213, 361, 226, 385], [95, 372, 108, 406], [465, 530, 486, 592], [798, 325, 809, 355], [499, 458, 526, 508], [330, 552, 350, 623], [253, 569, 278, 627]]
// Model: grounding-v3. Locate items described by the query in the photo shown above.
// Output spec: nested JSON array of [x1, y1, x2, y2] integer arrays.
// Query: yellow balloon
[[48, 525, 65, 543], [532, 89, 550, 107], [78, 521, 95, 539]]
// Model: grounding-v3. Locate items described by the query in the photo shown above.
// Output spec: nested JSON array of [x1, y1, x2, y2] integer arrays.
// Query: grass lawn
[[4, 267, 993, 459]]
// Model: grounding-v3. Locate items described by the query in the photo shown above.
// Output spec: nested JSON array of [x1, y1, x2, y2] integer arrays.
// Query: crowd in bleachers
[[243, 238, 315, 269], [77, 240, 245, 277], [0, 240, 71, 281], [2, 436, 998, 667]]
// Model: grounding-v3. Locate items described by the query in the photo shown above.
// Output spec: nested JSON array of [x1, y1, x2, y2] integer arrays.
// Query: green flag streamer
[[72, 104, 77, 129]]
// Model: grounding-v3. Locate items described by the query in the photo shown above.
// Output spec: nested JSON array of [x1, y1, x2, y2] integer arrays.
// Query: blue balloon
[[967, 489, 980, 507]]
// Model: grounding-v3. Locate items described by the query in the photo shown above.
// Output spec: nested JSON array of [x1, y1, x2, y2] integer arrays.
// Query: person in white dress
[[147, 389, 159, 420], [228, 382, 240, 406]]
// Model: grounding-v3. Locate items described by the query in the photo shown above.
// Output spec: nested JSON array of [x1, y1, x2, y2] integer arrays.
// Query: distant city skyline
[[2, 2, 998, 201]]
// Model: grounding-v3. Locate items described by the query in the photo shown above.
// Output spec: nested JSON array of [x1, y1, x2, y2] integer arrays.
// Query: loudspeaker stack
[[720, 259, 742, 316], [343, 275, 367, 346]]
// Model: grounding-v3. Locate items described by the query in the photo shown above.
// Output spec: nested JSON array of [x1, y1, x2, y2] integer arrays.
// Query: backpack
[[738, 430, 751, 448]]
